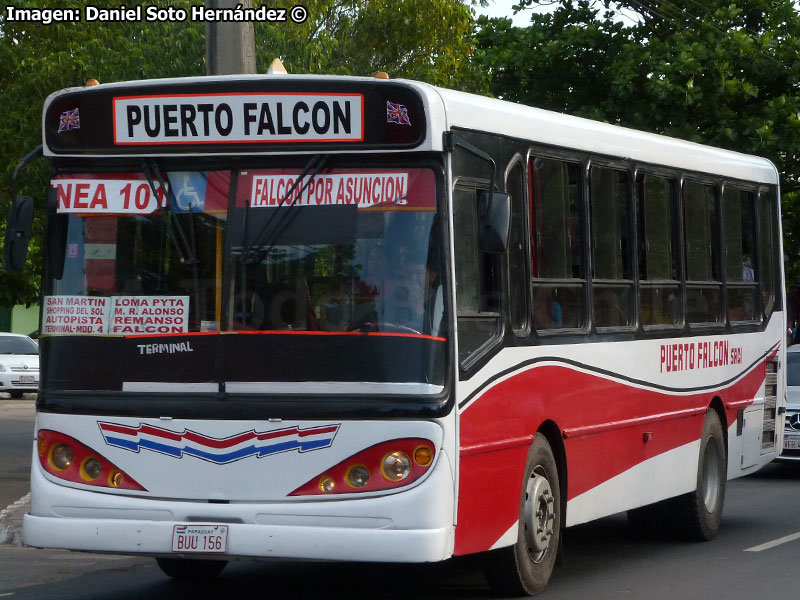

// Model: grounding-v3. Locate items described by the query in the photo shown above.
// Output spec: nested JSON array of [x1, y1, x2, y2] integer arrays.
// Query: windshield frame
[[38, 154, 454, 420]]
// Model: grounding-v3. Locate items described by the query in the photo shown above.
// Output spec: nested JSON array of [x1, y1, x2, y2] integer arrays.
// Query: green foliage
[[476, 0, 800, 287], [0, 0, 484, 308], [782, 190, 800, 290], [254, 0, 485, 90], [0, 0, 206, 307]]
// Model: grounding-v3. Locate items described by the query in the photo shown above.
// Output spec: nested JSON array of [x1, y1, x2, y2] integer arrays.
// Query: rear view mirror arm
[[444, 133, 497, 203], [11, 145, 44, 199]]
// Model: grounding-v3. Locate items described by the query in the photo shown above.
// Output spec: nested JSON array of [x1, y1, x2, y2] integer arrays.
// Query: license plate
[[19, 376, 35, 384], [784, 435, 800, 450], [171, 524, 228, 554]]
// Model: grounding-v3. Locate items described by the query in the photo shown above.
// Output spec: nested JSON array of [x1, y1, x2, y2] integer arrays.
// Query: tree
[[0, 0, 206, 307], [475, 0, 800, 284], [0, 0, 485, 307]]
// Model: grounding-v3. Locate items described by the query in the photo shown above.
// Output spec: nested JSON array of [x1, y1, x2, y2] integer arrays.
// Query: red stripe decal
[[455, 360, 766, 556]]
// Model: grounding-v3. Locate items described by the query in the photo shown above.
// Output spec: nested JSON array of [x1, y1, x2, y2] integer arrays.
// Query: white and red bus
[[7, 73, 784, 595]]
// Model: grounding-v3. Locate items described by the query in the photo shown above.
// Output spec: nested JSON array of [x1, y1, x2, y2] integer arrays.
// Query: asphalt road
[[2, 397, 800, 599]]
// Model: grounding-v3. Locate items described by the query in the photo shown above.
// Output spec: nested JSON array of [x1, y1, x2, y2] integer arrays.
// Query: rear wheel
[[155, 557, 228, 580], [483, 435, 561, 596], [667, 409, 727, 541]]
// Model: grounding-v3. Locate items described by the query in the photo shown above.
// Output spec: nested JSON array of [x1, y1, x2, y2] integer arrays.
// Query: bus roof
[[42, 74, 778, 185], [428, 84, 778, 185]]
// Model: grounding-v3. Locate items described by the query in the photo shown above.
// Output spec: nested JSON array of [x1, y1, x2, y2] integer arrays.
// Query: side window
[[684, 181, 722, 324], [506, 161, 528, 334], [453, 185, 502, 365], [637, 174, 681, 327], [530, 157, 585, 331], [590, 166, 633, 328], [722, 186, 759, 323], [758, 187, 780, 316]]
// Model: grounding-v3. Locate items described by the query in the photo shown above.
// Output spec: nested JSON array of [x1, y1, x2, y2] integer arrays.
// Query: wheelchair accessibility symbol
[[171, 172, 207, 213]]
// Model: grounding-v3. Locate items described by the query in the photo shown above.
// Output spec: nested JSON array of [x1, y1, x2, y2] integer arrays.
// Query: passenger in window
[[382, 213, 443, 335], [534, 287, 562, 329], [596, 289, 627, 327], [349, 246, 388, 330], [364, 246, 389, 293], [729, 301, 751, 322], [393, 259, 444, 335], [742, 253, 755, 281], [355, 246, 389, 305]]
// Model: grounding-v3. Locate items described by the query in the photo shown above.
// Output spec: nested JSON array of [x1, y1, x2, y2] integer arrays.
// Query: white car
[[780, 345, 800, 460], [0, 333, 39, 398]]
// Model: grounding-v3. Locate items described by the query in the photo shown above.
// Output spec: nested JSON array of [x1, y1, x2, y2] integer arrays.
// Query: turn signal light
[[37, 430, 146, 491], [290, 438, 435, 496]]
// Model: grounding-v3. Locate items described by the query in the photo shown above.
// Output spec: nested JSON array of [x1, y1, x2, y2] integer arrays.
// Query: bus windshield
[[42, 165, 447, 395]]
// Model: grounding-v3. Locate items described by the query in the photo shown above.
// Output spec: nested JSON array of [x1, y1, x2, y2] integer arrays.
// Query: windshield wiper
[[241, 154, 329, 264], [142, 159, 198, 265], [141, 160, 202, 326]]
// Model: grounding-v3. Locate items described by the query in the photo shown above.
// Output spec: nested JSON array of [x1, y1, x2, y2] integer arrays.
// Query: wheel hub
[[523, 468, 555, 561]]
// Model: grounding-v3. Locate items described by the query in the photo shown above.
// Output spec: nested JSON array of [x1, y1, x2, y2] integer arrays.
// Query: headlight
[[37, 430, 147, 491], [50, 444, 74, 470], [0, 363, 6, 372], [290, 438, 435, 496], [346, 464, 370, 488], [381, 451, 412, 482], [81, 457, 103, 481]]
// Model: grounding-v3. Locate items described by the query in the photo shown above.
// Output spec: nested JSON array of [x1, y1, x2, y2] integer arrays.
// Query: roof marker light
[[268, 58, 288, 75]]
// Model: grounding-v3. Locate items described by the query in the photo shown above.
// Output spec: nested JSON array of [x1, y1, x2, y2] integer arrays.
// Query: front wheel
[[667, 409, 727, 541], [483, 435, 561, 596], [155, 557, 228, 580]]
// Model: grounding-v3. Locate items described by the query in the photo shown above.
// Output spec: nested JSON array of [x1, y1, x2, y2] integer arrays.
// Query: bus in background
[[3, 70, 784, 596]]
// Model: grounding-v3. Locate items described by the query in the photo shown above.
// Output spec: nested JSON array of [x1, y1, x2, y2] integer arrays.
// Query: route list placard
[[43, 295, 189, 336]]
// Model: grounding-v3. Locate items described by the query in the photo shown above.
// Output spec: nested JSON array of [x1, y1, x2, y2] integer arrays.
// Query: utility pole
[[205, 0, 257, 75]]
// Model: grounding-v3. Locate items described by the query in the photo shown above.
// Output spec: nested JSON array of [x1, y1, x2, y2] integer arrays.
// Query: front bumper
[[778, 408, 800, 461], [24, 445, 456, 563], [0, 371, 38, 393], [24, 515, 454, 562]]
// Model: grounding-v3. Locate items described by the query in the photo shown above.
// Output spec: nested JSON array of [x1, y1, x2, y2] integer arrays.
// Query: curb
[[0, 494, 29, 546]]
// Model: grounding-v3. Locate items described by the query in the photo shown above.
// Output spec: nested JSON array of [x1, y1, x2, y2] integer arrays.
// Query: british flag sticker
[[58, 108, 80, 133], [386, 101, 411, 126]]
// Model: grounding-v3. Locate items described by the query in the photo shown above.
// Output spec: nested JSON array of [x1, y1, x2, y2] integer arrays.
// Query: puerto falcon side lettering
[[114, 93, 364, 145], [99, 422, 340, 464]]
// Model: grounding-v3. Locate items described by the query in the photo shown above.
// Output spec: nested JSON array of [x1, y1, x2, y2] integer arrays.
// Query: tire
[[155, 557, 228, 580], [666, 409, 727, 541], [483, 435, 561, 597]]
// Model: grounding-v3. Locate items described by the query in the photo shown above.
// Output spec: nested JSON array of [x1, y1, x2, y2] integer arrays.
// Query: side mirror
[[3, 196, 34, 273], [478, 191, 510, 253]]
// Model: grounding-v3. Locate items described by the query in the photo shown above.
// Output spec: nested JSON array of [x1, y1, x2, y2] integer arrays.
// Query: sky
[[477, 0, 642, 27], [476, 0, 545, 26]]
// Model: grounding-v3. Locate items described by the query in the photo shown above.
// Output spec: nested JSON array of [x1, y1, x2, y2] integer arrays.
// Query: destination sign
[[52, 175, 167, 214], [113, 93, 364, 145], [237, 168, 436, 211], [43, 79, 426, 155]]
